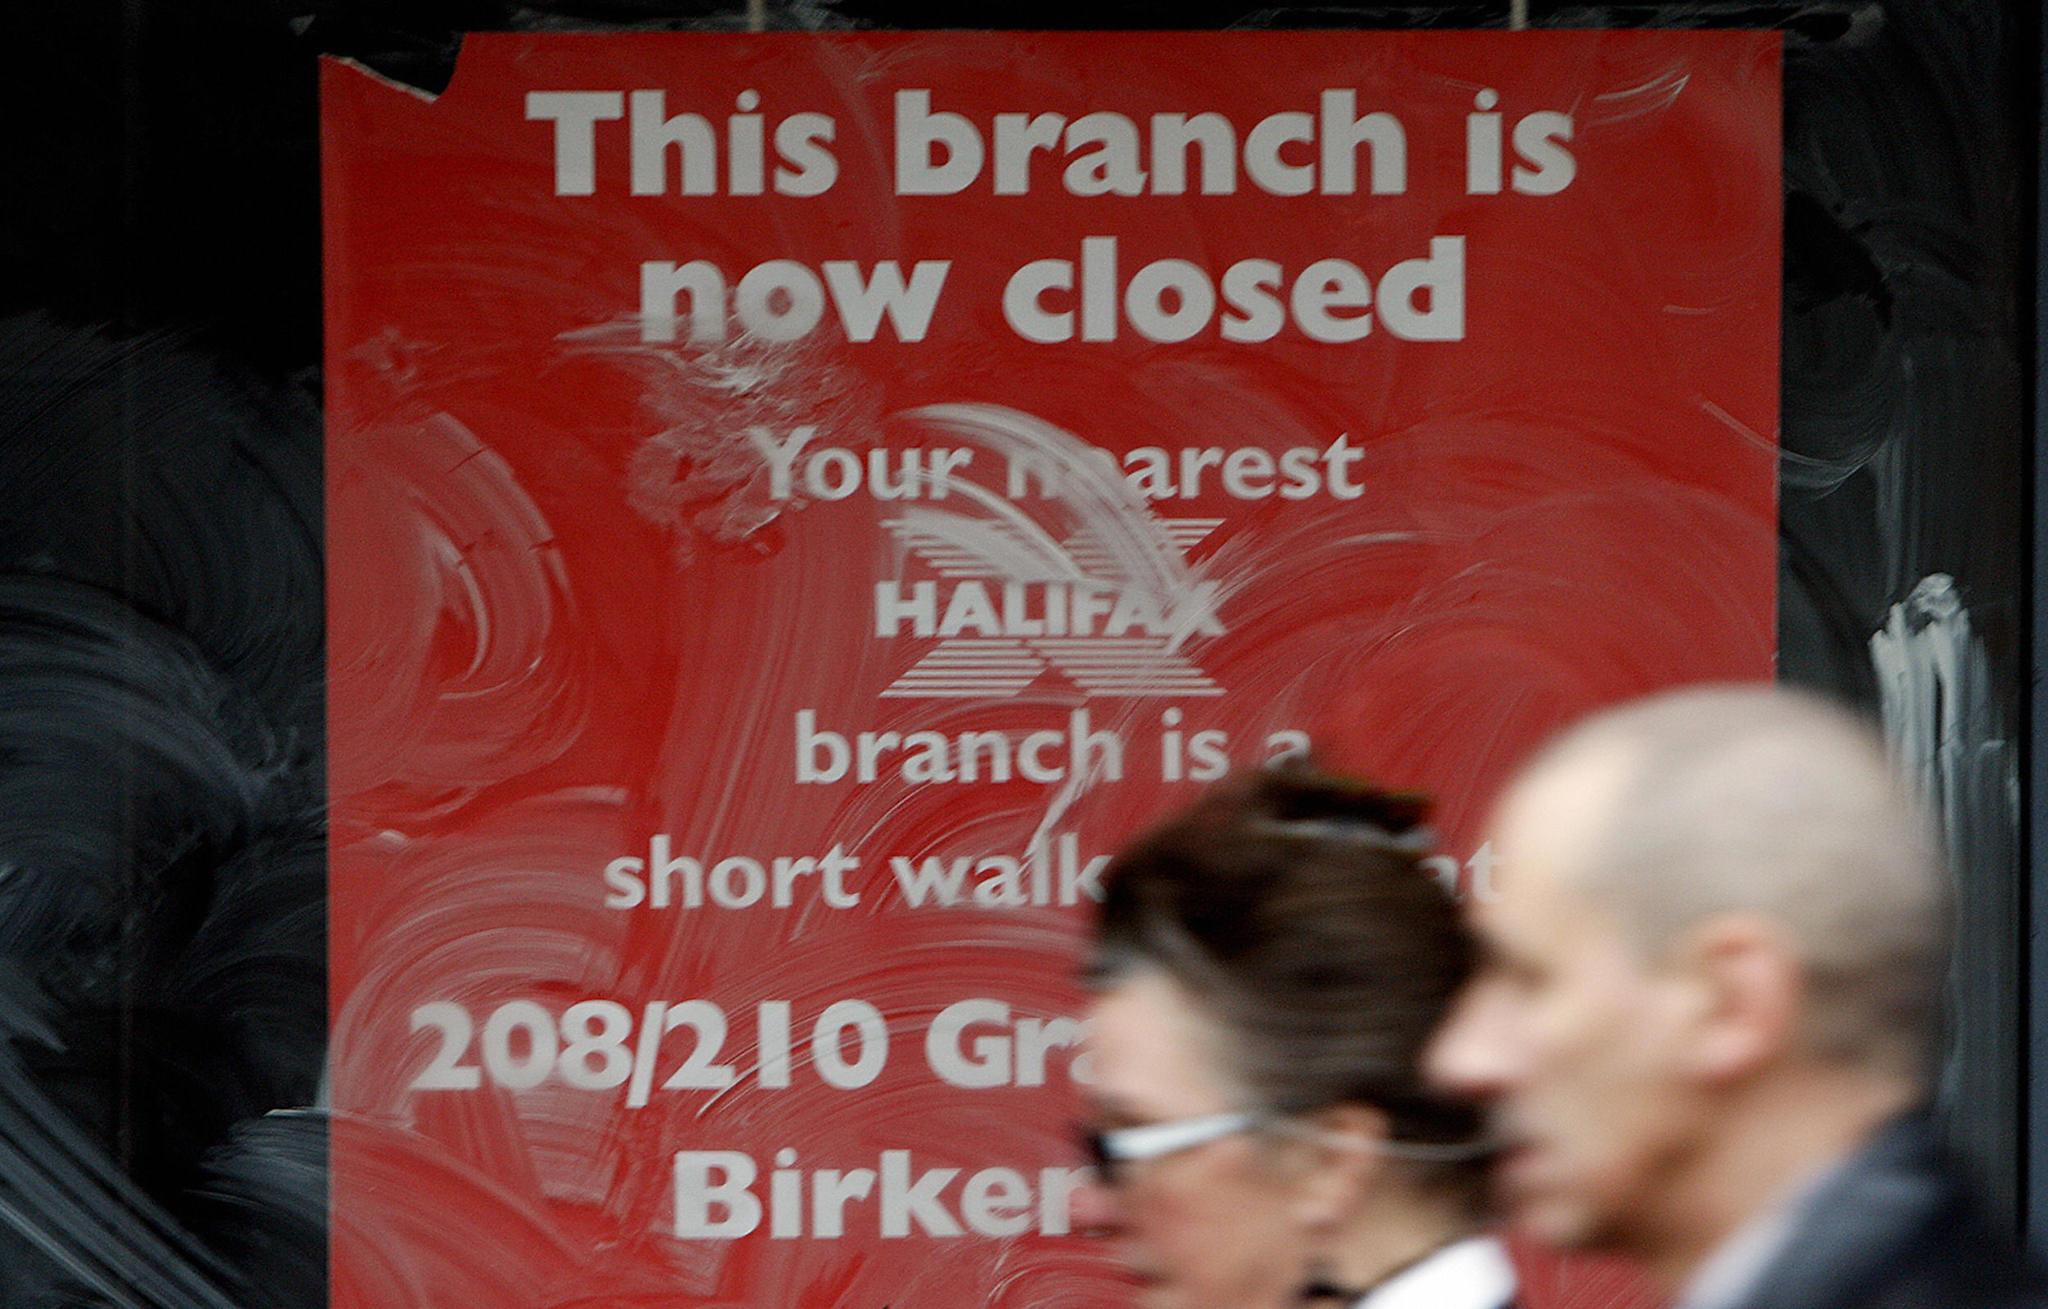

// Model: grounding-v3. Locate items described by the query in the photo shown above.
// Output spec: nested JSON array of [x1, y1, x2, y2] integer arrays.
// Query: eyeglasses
[[1077, 1111, 1499, 1187], [1076, 1111, 1264, 1186]]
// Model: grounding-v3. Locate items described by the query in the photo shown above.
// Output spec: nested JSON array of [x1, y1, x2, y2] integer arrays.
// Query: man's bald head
[[1503, 684, 1948, 1076]]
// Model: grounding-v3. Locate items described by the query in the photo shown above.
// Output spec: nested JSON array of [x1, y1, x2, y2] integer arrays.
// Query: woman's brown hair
[[1089, 766, 1488, 1202]]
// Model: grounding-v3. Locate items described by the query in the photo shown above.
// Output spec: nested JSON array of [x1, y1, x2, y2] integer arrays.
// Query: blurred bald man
[[1427, 684, 2047, 1309]]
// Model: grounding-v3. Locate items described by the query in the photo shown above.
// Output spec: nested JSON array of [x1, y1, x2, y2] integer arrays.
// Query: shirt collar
[[1354, 1236, 1516, 1309]]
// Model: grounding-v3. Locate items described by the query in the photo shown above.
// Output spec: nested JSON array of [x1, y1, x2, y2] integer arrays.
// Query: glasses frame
[[1077, 1110, 1264, 1186], [1077, 1110, 1496, 1187]]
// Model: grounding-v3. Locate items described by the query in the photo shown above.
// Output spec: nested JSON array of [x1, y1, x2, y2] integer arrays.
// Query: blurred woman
[[1076, 767, 1512, 1309]]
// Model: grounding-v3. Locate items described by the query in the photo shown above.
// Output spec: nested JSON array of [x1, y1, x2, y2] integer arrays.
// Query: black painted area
[[0, 0, 2032, 1302], [0, 316, 327, 1303], [2028, 0, 2047, 1258]]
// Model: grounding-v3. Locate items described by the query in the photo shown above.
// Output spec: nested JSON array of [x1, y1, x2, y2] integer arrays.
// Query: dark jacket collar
[[1721, 1110, 2041, 1309]]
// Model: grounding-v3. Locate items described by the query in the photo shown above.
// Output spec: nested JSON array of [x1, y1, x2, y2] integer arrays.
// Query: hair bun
[[1251, 766, 1433, 842]]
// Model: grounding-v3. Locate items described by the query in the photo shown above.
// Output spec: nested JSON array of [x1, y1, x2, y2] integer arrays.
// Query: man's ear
[[1291, 1102, 1388, 1230], [1671, 912, 1803, 1084]]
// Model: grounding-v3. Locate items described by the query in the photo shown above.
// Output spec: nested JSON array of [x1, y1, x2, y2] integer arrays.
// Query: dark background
[[0, 1, 2033, 1304]]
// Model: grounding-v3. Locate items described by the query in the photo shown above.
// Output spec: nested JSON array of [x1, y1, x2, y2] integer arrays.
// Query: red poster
[[324, 31, 1778, 1307]]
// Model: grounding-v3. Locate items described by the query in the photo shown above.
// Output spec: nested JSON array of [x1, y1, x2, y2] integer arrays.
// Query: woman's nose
[[1068, 1172, 1125, 1238]]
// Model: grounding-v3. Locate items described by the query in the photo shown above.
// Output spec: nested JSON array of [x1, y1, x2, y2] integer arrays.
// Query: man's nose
[[1424, 989, 1516, 1097]]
